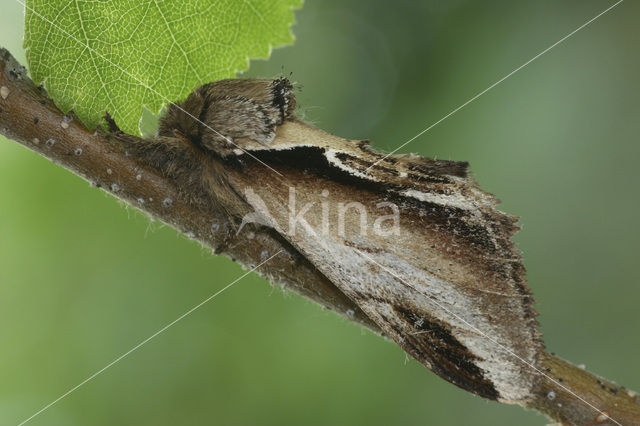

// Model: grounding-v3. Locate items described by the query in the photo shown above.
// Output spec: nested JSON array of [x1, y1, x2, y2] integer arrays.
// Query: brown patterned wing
[[222, 120, 543, 403]]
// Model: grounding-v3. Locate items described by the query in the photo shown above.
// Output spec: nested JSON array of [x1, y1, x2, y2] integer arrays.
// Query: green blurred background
[[1, 1, 638, 425]]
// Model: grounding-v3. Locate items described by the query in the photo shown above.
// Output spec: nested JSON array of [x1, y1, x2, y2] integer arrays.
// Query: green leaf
[[24, 0, 303, 135]]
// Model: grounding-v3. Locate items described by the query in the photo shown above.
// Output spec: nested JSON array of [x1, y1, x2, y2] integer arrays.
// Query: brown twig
[[1, 47, 638, 425], [0, 47, 379, 333], [529, 353, 639, 425]]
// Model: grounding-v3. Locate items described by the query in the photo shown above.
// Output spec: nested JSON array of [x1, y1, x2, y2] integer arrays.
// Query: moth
[[119, 78, 543, 404]]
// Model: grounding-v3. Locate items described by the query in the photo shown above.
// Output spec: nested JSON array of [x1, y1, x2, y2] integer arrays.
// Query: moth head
[[158, 78, 298, 156]]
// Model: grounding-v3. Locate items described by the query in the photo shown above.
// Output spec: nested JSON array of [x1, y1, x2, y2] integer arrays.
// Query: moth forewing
[[221, 126, 542, 402], [157, 78, 543, 403]]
